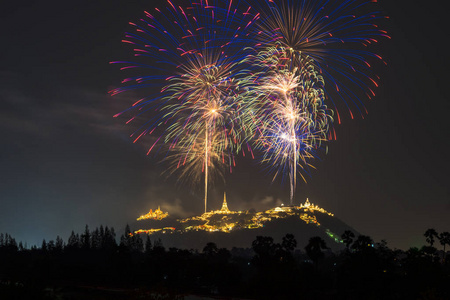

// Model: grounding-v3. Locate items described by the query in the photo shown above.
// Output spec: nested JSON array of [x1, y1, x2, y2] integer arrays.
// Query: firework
[[163, 130, 231, 186], [109, 0, 387, 209], [240, 45, 333, 204], [109, 0, 257, 212], [250, 0, 389, 122], [234, 0, 387, 203]]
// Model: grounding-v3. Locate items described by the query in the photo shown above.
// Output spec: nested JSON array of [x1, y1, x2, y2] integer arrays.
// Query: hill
[[130, 198, 358, 251]]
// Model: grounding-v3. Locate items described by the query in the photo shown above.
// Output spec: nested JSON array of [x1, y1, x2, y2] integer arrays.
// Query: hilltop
[[131, 198, 357, 251]]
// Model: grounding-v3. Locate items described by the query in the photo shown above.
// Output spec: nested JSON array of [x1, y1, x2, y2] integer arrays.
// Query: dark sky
[[0, 0, 448, 250]]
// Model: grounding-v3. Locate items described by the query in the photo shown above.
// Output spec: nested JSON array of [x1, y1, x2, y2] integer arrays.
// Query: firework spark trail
[[110, 0, 257, 212]]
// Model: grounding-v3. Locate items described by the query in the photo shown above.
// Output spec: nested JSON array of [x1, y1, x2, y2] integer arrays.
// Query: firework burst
[[109, 0, 257, 212], [240, 45, 333, 204], [251, 0, 389, 121]]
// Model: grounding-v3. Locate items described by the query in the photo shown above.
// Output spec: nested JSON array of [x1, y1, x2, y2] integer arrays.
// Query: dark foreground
[[1, 226, 449, 299]]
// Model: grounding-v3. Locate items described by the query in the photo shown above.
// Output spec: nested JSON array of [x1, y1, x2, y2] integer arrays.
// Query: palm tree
[[424, 228, 438, 247], [281, 234, 297, 252], [252, 236, 276, 259], [438, 231, 450, 262], [305, 236, 328, 271]]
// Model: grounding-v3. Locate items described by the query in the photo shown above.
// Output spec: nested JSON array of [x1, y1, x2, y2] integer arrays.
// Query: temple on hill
[[219, 192, 231, 214], [268, 198, 334, 216], [301, 198, 312, 208], [137, 206, 169, 221], [298, 198, 334, 216], [200, 192, 237, 217]]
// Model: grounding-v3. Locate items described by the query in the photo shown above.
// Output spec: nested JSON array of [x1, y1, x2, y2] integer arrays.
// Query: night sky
[[1, 0, 448, 250]]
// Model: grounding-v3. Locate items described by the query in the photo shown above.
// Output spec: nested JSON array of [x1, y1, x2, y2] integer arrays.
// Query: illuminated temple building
[[200, 193, 239, 217], [136, 206, 169, 221]]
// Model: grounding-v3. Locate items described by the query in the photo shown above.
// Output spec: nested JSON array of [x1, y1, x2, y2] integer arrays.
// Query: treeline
[[0, 227, 449, 299]]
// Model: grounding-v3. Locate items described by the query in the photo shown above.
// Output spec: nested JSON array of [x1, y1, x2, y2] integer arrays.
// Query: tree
[[99, 225, 105, 242], [91, 228, 100, 250], [103, 226, 117, 251], [0, 234, 15, 252], [421, 245, 439, 262], [203, 242, 218, 256], [438, 231, 450, 262], [305, 236, 328, 270], [424, 228, 438, 247], [134, 234, 144, 252], [110, 227, 116, 240], [4, 234, 18, 252], [252, 236, 277, 263], [67, 231, 80, 250], [153, 238, 164, 250], [405, 247, 421, 260], [341, 230, 355, 249], [120, 224, 132, 249], [47, 240, 55, 252], [145, 235, 152, 253], [81, 225, 91, 250], [41, 239, 47, 252], [152, 238, 165, 255], [351, 235, 374, 252], [282, 234, 297, 252], [55, 236, 64, 252]]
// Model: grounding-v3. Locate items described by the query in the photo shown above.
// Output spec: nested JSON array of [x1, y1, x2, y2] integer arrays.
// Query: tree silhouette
[[100, 225, 105, 239], [5, 234, 18, 252], [47, 240, 55, 252], [81, 224, 91, 250], [438, 231, 450, 262], [120, 224, 132, 249], [134, 234, 144, 252], [18, 241, 24, 251], [252, 236, 277, 265], [2, 228, 450, 299], [151, 238, 165, 257], [420, 245, 439, 262], [55, 235, 64, 252], [0, 234, 17, 252], [281, 234, 297, 252], [203, 242, 218, 256], [145, 235, 152, 253], [41, 239, 47, 252], [341, 230, 355, 249], [351, 235, 374, 252], [424, 228, 438, 247], [67, 230, 80, 250], [91, 228, 101, 250], [305, 236, 328, 271], [103, 226, 117, 251]]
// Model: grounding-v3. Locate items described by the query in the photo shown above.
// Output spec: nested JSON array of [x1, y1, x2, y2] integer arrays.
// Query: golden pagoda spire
[[220, 192, 230, 213]]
